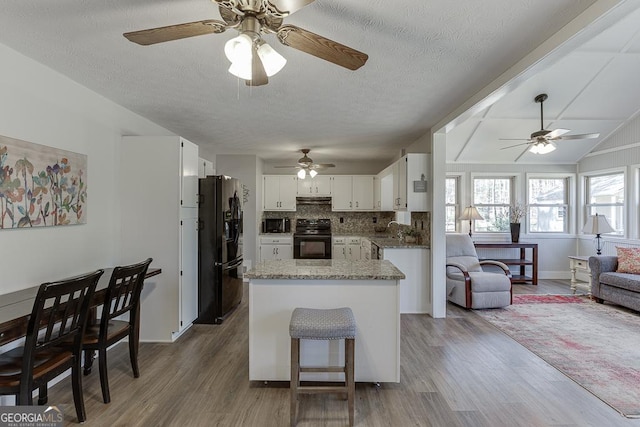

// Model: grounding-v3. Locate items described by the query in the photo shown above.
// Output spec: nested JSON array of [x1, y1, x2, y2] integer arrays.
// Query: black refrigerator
[[196, 175, 243, 324]]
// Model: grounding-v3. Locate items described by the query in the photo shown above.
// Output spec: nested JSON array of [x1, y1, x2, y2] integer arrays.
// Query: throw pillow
[[616, 247, 640, 274]]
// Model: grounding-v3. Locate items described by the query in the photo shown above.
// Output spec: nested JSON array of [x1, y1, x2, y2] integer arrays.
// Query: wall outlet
[[373, 217, 377, 223]]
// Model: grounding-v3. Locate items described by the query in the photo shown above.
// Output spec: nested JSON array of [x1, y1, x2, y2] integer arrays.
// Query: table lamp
[[459, 206, 484, 238], [582, 213, 615, 255]]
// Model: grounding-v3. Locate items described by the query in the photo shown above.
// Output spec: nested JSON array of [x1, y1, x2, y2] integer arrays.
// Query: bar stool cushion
[[289, 307, 356, 340]]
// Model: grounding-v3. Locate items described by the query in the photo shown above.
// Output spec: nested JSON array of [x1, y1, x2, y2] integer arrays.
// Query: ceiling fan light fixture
[[257, 41, 286, 77], [297, 168, 306, 179], [309, 169, 318, 178], [224, 33, 253, 63], [529, 141, 556, 154], [225, 34, 254, 80]]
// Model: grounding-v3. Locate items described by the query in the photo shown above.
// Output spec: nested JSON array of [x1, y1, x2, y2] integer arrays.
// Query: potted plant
[[509, 203, 526, 243], [403, 228, 420, 244]]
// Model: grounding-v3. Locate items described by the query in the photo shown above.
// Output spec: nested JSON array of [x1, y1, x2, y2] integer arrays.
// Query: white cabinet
[[263, 175, 297, 211], [392, 154, 429, 212], [333, 237, 361, 260], [297, 175, 331, 196], [347, 237, 362, 260], [198, 157, 215, 178], [120, 136, 199, 342], [361, 238, 371, 260], [382, 248, 430, 314], [260, 236, 293, 261], [330, 176, 374, 211]]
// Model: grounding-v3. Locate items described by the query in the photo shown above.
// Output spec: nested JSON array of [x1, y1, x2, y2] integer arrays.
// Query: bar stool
[[289, 307, 356, 427]]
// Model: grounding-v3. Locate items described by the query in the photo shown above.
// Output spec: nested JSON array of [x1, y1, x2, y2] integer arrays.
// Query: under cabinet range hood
[[296, 197, 331, 206]]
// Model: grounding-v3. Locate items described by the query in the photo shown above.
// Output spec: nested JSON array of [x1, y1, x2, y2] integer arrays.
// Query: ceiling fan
[[275, 149, 335, 178], [123, 0, 368, 86], [500, 93, 600, 154]]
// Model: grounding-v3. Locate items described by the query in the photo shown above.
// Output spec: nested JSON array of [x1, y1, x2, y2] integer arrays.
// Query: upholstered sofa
[[589, 255, 640, 312]]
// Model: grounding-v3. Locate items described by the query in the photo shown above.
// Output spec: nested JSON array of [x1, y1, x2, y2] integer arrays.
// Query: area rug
[[475, 296, 640, 418]]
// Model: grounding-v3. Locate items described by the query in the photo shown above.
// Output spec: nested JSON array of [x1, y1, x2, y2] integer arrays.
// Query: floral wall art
[[0, 134, 87, 229]]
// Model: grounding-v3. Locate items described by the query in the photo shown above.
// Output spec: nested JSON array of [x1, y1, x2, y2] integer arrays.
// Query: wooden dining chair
[[81, 258, 152, 404], [0, 269, 104, 423]]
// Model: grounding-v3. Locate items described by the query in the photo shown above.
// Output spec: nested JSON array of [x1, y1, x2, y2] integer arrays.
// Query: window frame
[[525, 173, 574, 235], [470, 173, 518, 234], [582, 169, 625, 237], [445, 174, 462, 232]]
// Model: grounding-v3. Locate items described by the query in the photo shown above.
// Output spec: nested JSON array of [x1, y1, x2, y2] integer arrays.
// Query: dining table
[[0, 267, 161, 371]]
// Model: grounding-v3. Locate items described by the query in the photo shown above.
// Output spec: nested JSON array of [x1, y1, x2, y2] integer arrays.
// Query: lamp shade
[[459, 206, 484, 221], [582, 213, 615, 234], [256, 41, 286, 77], [297, 168, 306, 179], [309, 169, 318, 178]]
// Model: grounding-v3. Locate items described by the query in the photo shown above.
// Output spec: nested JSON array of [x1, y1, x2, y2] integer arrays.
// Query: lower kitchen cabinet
[[259, 236, 293, 261], [333, 237, 362, 260], [382, 248, 430, 314]]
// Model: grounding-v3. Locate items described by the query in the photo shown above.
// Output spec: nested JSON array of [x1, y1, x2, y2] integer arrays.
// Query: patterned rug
[[475, 295, 640, 418]]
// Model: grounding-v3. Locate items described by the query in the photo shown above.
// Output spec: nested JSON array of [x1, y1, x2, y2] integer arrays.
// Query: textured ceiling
[[0, 0, 607, 166]]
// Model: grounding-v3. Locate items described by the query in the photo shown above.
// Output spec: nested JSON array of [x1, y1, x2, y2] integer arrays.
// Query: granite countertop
[[330, 233, 430, 249], [245, 259, 406, 280]]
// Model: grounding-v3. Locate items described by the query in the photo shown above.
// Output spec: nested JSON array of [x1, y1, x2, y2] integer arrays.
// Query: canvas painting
[[0, 134, 87, 229]]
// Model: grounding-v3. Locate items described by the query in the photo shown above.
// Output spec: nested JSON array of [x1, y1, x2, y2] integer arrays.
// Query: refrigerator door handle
[[216, 258, 243, 269]]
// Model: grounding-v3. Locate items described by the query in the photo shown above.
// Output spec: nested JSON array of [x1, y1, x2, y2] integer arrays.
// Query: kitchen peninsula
[[245, 259, 405, 383]]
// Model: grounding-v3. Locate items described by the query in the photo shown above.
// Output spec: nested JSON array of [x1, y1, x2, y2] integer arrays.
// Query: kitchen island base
[[249, 278, 400, 383]]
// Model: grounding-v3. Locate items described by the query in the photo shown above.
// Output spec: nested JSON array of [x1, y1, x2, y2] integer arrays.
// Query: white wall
[[0, 42, 173, 294]]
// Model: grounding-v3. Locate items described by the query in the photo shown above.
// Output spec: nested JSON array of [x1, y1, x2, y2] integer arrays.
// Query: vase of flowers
[[509, 203, 526, 243], [403, 228, 420, 244]]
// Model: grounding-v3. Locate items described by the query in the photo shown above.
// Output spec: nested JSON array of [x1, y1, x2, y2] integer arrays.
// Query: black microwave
[[262, 218, 291, 233]]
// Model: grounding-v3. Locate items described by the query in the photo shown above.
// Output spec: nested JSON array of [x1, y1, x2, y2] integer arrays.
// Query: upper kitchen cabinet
[[198, 158, 215, 178], [331, 176, 374, 211], [120, 136, 199, 342], [375, 166, 394, 211], [297, 175, 331, 196], [263, 175, 297, 211], [392, 154, 430, 212]]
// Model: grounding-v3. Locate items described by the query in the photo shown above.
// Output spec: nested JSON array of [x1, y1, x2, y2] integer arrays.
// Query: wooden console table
[[474, 242, 538, 285]]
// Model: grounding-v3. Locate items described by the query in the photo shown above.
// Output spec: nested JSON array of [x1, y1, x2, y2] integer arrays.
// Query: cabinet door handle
[[276, 247, 279, 255], [349, 201, 352, 208], [315, 187, 318, 193], [356, 201, 359, 208]]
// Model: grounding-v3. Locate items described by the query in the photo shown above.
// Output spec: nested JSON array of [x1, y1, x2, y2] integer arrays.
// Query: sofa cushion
[[616, 247, 640, 274], [600, 272, 640, 293]]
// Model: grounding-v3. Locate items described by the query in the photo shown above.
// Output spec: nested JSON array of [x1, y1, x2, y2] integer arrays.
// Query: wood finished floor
[[49, 280, 640, 426]]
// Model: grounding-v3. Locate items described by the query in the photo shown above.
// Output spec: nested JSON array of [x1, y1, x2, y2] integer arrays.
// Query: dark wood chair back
[[98, 258, 152, 337], [0, 269, 104, 422], [81, 258, 152, 404]]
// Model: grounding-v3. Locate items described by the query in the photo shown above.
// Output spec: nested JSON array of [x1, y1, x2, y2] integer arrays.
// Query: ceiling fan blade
[[555, 132, 601, 141], [545, 128, 570, 140], [312, 163, 336, 169], [499, 138, 531, 141], [124, 20, 227, 46], [276, 25, 368, 70], [268, 0, 316, 16], [274, 166, 300, 169], [500, 142, 531, 150], [246, 47, 269, 86]]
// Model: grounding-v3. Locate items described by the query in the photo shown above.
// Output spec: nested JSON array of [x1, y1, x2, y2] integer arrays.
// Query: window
[[473, 177, 512, 232], [527, 177, 568, 233], [445, 177, 459, 232], [585, 173, 624, 235]]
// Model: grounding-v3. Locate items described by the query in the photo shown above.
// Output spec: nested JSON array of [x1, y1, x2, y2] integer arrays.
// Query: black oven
[[293, 219, 332, 259], [294, 235, 332, 259]]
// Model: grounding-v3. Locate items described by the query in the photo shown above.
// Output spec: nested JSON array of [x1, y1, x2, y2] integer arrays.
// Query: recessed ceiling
[[0, 0, 625, 166]]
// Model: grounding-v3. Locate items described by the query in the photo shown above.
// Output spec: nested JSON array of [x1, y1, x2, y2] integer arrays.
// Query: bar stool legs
[[289, 307, 357, 427]]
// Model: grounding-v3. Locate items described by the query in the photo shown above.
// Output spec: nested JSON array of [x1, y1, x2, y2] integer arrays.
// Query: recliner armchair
[[446, 233, 512, 309]]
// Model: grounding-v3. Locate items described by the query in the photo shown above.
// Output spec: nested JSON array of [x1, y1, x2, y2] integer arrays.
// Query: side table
[[568, 255, 592, 296]]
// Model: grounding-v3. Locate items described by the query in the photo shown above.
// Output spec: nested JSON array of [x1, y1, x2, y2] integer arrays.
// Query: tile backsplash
[[262, 206, 430, 243]]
